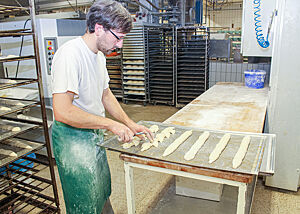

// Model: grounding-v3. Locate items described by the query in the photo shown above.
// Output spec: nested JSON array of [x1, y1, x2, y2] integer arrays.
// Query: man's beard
[[96, 39, 117, 55]]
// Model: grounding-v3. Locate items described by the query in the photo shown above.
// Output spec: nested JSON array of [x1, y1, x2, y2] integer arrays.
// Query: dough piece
[[156, 133, 165, 143], [16, 102, 25, 106], [155, 127, 175, 144], [122, 143, 133, 149], [8, 80, 17, 83], [184, 131, 210, 161], [12, 127, 21, 132], [2, 139, 32, 149], [7, 55, 18, 59], [122, 136, 141, 149], [209, 133, 231, 163], [232, 136, 251, 169], [0, 106, 11, 111], [0, 149, 17, 157], [141, 142, 152, 151], [152, 140, 159, 147], [163, 130, 193, 157], [141, 127, 176, 151], [149, 125, 159, 133]]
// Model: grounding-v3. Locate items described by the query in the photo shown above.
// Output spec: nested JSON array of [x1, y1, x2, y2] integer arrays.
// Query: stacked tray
[[106, 53, 123, 98], [122, 25, 147, 104], [176, 27, 210, 107], [146, 26, 175, 105]]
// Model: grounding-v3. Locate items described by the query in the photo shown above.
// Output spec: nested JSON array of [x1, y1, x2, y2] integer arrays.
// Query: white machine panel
[[0, 19, 86, 99], [241, 0, 277, 56]]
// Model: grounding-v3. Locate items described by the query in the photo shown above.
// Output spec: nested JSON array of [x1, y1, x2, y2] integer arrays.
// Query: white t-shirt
[[51, 37, 110, 117]]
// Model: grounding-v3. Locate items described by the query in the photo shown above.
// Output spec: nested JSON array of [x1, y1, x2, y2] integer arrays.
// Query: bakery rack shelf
[[0, 1, 60, 213], [122, 24, 148, 105]]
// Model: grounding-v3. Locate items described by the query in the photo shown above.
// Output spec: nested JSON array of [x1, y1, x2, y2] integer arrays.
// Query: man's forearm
[[53, 94, 117, 130]]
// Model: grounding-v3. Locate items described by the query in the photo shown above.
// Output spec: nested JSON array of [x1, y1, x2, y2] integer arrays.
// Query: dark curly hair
[[86, 0, 132, 34]]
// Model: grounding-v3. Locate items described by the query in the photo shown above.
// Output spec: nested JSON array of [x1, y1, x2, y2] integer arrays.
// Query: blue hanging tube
[[253, 0, 270, 48]]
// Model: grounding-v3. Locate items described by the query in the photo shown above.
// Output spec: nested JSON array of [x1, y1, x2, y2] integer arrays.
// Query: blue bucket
[[244, 69, 266, 89]]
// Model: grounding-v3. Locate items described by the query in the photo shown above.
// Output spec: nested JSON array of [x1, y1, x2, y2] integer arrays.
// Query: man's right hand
[[109, 121, 134, 142]]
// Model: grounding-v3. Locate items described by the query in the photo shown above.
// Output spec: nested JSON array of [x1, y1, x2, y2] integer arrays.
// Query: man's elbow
[[53, 109, 67, 124]]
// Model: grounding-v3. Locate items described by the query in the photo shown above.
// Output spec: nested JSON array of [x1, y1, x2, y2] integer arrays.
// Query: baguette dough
[[163, 130, 192, 157], [0, 149, 17, 157], [184, 131, 210, 161], [232, 136, 251, 169], [209, 133, 231, 163]]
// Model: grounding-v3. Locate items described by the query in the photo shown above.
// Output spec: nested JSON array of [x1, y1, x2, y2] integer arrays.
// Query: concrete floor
[[49, 103, 299, 214]]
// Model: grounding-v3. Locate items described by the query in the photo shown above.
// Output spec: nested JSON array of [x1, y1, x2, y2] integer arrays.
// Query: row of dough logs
[[126, 90, 145, 94], [124, 86, 144, 89], [120, 126, 252, 169], [123, 60, 144, 64], [123, 70, 144, 74], [125, 80, 144, 84]]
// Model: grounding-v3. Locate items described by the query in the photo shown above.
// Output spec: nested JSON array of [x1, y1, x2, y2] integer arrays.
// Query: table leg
[[237, 183, 247, 214], [124, 162, 136, 214]]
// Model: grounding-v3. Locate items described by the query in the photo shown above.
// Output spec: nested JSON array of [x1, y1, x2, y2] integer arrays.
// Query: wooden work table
[[165, 82, 269, 133], [121, 82, 271, 214]]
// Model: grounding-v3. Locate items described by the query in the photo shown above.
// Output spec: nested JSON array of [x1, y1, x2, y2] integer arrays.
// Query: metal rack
[[175, 26, 210, 107], [0, 1, 60, 213], [106, 50, 123, 99], [122, 24, 148, 105], [145, 26, 175, 105]]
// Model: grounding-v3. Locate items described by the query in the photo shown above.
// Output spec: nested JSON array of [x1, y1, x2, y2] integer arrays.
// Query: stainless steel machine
[[242, 0, 300, 191]]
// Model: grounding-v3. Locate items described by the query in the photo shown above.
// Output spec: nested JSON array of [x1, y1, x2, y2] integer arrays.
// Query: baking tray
[[0, 99, 38, 116], [0, 78, 37, 90], [0, 119, 38, 142], [0, 138, 43, 167], [100, 121, 275, 175]]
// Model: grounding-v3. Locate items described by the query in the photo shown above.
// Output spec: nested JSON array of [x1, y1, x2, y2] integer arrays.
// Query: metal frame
[[145, 25, 176, 106], [0, 0, 60, 213], [123, 159, 256, 214], [175, 26, 210, 107], [106, 52, 123, 99], [122, 24, 148, 105]]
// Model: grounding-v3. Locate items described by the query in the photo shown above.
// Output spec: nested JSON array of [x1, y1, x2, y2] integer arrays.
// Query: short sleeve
[[51, 48, 81, 97], [98, 52, 110, 89], [103, 65, 110, 89]]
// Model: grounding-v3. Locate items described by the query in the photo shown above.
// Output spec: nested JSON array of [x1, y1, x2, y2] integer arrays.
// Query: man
[[51, 0, 153, 213]]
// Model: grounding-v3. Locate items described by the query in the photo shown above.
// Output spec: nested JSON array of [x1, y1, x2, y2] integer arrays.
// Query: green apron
[[52, 120, 111, 214]]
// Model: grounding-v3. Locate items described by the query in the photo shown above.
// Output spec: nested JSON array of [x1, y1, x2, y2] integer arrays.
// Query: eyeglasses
[[109, 29, 122, 41]]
